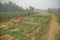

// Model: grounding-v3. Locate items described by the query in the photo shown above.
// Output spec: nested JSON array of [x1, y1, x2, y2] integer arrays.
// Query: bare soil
[[47, 15, 60, 40], [0, 34, 18, 40]]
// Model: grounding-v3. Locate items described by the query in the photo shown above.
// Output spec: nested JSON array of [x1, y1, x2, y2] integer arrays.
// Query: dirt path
[[47, 15, 60, 40]]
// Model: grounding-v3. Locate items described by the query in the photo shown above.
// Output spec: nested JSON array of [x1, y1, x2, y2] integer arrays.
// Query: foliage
[[47, 8, 52, 13], [0, 29, 31, 40], [58, 8, 60, 15], [0, 16, 51, 40], [0, 12, 28, 21], [0, 1, 25, 12]]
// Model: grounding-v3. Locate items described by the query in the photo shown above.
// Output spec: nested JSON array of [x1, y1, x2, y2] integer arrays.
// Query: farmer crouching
[[19, 16, 24, 25]]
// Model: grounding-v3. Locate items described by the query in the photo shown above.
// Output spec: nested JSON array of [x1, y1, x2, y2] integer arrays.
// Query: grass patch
[[0, 28, 31, 40]]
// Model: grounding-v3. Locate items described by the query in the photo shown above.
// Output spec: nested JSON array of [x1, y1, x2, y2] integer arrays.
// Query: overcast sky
[[0, 0, 60, 9]]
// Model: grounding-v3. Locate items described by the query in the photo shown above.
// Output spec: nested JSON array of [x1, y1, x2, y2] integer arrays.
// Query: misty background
[[0, 0, 60, 16], [0, 0, 60, 9]]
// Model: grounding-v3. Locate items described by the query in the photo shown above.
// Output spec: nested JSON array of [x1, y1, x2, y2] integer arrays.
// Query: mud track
[[47, 15, 60, 40]]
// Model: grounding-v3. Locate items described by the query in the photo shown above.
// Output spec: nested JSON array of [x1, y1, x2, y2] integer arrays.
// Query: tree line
[[0, 1, 25, 12], [0, 1, 34, 13]]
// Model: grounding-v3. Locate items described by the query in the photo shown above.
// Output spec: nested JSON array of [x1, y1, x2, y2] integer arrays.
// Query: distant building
[[34, 9, 49, 16]]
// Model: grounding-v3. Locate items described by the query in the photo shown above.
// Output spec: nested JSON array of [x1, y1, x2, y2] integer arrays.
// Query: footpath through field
[[47, 15, 60, 40]]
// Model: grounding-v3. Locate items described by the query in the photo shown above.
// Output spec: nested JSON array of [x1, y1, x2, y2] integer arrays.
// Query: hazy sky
[[0, 0, 60, 9]]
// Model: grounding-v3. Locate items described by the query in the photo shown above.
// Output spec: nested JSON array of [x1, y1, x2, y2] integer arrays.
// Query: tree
[[29, 6, 34, 14], [48, 8, 52, 13], [25, 6, 34, 16], [47, 8, 53, 16], [0, 1, 25, 12], [0, 3, 5, 12], [26, 8, 31, 16], [58, 8, 60, 15]]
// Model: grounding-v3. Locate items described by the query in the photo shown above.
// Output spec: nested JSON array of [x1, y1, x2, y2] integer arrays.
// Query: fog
[[0, 0, 60, 9]]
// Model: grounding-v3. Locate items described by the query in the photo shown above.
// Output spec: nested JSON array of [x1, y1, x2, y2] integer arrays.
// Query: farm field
[[0, 14, 51, 40], [0, 0, 60, 40]]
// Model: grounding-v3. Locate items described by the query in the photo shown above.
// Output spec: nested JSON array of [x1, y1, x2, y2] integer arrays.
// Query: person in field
[[19, 17, 24, 22], [19, 16, 24, 24]]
